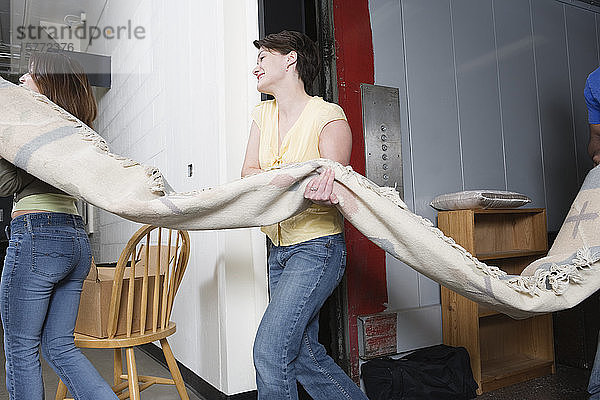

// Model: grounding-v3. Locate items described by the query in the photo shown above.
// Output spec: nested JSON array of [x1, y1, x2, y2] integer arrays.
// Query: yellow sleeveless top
[[251, 96, 347, 246]]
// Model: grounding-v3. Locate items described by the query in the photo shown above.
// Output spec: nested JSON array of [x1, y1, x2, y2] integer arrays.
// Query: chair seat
[[74, 321, 177, 348]]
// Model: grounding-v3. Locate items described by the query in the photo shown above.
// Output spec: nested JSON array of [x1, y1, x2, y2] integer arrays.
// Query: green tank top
[[13, 193, 79, 215]]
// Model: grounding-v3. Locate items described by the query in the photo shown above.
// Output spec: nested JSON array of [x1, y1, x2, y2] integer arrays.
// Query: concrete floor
[[0, 322, 204, 400], [0, 318, 593, 399], [478, 364, 592, 400]]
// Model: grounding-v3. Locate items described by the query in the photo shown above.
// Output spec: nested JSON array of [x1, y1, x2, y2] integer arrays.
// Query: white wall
[[87, 0, 264, 394]]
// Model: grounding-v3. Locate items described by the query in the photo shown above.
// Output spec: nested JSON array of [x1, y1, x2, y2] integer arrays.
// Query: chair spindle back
[[106, 225, 191, 339]]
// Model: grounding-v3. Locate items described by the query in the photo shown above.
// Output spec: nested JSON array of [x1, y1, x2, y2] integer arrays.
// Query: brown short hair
[[29, 52, 97, 128], [254, 30, 319, 92]]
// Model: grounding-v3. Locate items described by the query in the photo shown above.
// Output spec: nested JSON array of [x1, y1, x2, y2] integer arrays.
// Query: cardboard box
[[75, 245, 175, 338]]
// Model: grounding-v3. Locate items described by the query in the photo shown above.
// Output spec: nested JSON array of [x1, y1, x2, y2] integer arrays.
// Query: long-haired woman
[[0, 52, 118, 400]]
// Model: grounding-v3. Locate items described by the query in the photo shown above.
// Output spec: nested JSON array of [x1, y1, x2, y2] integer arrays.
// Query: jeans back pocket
[[31, 233, 77, 279]]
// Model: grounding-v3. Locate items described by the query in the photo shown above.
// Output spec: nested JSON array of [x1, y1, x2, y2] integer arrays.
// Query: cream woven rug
[[1, 76, 598, 319]]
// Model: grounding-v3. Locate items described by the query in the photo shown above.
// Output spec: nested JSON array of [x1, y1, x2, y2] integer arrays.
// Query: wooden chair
[[56, 225, 191, 400]]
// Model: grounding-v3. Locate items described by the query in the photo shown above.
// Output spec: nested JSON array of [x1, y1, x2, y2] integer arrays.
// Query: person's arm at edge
[[589, 124, 600, 166], [241, 121, 263, 177], [585, 76, 600, 166]]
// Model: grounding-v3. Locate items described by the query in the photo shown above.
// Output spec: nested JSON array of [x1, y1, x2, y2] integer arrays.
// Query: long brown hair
[[29, 52, 97, 127]]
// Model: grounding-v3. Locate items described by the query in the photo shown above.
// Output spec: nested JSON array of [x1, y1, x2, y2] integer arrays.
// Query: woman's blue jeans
[[0, 213, 117, 400], [253, 233, 368, 400]]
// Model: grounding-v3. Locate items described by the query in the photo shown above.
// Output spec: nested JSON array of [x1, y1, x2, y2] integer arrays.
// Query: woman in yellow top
[[241, 31, 368, 400]]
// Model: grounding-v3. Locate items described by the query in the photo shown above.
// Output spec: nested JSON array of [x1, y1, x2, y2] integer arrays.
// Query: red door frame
[[332, 0, 388, 381]]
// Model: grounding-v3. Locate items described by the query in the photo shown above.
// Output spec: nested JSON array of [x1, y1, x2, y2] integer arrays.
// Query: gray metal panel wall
[[372, 0, 599, 231], [370, 1, 435, 310], [494, 0, 545, 208], [401, 0, 465, 308], [370, 0, 442, 311], [370, 0, 600, 351], [566, 6, 598, 184], [451, 0, 505, 191], [532, 0, 580, 230], [370, 0, 414, 209], [401, 0, 462, 223]]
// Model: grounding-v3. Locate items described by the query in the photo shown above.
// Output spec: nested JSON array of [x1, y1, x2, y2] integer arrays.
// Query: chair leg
[[125, 347, 141, 400], [114, 348, 123, 385], [160, 338, 189, 400], [55, 379, 68, 400]]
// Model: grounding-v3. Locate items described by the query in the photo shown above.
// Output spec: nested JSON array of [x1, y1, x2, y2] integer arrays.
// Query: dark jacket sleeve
[[0, 158, 34, 197]]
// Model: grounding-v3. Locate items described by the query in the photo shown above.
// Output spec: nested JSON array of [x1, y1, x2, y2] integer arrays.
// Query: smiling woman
[[241, 30, 367, 400]]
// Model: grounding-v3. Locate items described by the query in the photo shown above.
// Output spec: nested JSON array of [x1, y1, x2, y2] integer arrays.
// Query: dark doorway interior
[[259, 0, 336, 100], [260, 0, 306, 36]]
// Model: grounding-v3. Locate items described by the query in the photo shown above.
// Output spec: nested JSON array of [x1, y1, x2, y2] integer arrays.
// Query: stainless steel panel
[[361, 83, 403, 198]]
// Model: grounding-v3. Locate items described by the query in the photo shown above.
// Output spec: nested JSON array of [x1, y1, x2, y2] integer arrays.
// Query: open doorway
[[258, 0, 337, 101]]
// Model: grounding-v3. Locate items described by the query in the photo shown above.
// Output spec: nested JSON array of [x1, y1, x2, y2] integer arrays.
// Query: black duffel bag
[[361, 344, 478, 399]]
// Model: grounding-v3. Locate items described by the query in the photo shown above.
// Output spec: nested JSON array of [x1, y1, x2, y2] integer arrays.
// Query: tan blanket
[[1, 76, 598, 319]]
